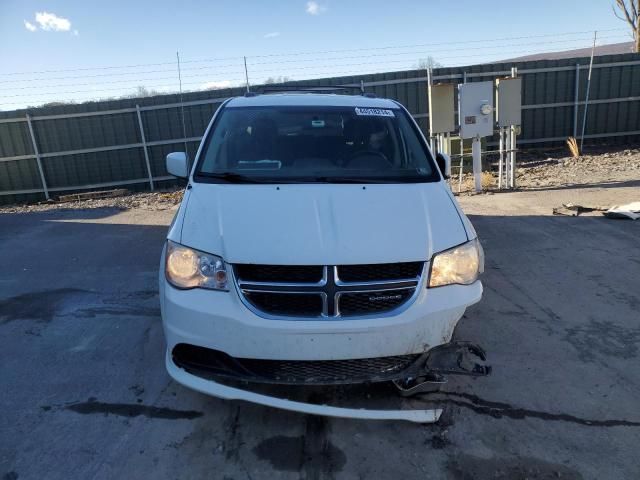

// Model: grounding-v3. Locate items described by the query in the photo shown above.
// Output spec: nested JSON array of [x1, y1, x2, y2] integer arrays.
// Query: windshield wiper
[[195, 172, 431, 184], [196, 172, 272, 183], [310, 176, 423, 184]]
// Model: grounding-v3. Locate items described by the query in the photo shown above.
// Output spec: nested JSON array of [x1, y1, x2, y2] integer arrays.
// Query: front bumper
[[160, 255, 482, 420], [160, 277, 482, 361], [165, 348, 443, 423]]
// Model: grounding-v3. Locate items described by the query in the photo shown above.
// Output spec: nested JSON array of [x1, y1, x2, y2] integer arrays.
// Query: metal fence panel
[[0, 52, 639, 204]]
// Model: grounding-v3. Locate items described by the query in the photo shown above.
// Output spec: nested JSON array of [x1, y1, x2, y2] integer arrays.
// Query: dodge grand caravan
[[160, 92, 486, 422]]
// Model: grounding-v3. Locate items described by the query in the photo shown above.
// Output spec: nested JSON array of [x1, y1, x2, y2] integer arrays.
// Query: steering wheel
[[343, 150, 390, 168]]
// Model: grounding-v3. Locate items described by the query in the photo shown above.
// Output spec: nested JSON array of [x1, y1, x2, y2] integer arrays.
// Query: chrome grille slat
[[234, 262, 424, 319]]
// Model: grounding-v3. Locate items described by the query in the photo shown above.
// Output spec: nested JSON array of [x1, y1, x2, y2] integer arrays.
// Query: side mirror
[[166, 152, 188, 179], [436, 152, 451, 180]]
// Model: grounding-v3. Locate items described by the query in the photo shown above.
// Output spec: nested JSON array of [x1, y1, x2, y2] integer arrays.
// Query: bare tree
[[416, 56, 443, 70], [119, 86, 163, 99], [613, 0, 640, 52], [264, 76, 292, 84]]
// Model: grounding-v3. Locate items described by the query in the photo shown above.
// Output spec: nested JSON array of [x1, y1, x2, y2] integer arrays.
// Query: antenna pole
[[176, 51, 189, 161], [580, 31, 597, 153], [244, 56, 250, 93]]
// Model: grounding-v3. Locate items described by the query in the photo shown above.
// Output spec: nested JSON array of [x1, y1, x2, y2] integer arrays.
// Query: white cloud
[[35, 11, 71, 31], [24, 20, 37, 32], [305, 1, 326, 15], [201, 80, 231, 90], [264, 31, 280, 39]]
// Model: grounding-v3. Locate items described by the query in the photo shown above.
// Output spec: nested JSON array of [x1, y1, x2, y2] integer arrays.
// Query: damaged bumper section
[[166, 340, 490, 423], [166, 349, 443, 423], [162, 278, 486, 422]]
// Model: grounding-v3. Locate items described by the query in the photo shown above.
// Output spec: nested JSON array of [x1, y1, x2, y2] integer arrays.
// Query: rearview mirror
[[436, 152, 451, 180], [166, 152, 188, 179]]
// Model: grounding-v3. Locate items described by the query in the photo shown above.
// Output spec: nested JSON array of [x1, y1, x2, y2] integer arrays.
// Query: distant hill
[[502, 41, 636, 61]]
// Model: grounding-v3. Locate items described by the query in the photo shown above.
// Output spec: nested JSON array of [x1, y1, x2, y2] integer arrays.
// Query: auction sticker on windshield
[[355, 107, 395, 117]]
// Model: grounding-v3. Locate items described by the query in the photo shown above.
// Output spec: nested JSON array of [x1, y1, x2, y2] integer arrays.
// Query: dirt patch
[[0, 189, 183, 214], [0, 288, 95, 324], [446, 453, 583, 480], [564, 320, 640, 362], [454, 147, 640, 193], [253, 415, 347, 476], [63, 398, 203, 420]]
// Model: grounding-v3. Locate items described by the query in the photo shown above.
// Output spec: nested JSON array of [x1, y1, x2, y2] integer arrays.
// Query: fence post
[[573, 63, 580, 138], [580, 31, 597, 152], [136, 105, 155, 191], [25, 114, 50, 201]]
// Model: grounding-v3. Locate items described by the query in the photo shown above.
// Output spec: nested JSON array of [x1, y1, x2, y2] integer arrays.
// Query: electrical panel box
[[496, 77, 522, 126], [458, 81, 494, 139], [428, 83, 455, 134]]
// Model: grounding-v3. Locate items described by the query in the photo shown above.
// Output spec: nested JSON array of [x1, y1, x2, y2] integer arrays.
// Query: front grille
[[245, 292, 323, 316], [242, 356, 419, 384], [173, 343, 421, 384], [339, 288, 414, 316], [338, 262, 423, 282], [234, 264, 323, 283], [235, 262, 423, 319]]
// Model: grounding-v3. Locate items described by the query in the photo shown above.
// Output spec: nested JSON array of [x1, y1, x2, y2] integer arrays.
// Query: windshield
[[194, 104, 439, 183]]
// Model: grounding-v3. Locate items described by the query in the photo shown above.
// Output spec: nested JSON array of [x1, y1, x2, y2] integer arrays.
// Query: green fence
[[1, 52, 639, 204]]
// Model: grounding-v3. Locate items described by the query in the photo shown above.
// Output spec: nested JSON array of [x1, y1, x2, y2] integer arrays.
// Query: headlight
[[165, 240, 228, 290], [428, 239, 484, 288]]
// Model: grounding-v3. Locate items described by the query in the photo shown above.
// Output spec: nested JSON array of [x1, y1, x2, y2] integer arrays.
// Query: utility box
[[496, 77, 522, 126], [458, 81, 494, 139], [428, 83, 455, 134]]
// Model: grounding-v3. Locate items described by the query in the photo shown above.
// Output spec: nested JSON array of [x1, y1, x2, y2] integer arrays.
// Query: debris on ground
[[0, 189, 184, 214], [552, 203, 610, 217], [552, 201, 640, 219], [604, 202, 640, 220]]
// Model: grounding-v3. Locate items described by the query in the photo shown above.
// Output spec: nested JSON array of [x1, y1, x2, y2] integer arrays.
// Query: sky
[[0, 0, 631, 111]]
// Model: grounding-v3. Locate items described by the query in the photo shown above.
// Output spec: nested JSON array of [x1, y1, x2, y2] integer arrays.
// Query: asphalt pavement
[[1, 186, 639, 480]]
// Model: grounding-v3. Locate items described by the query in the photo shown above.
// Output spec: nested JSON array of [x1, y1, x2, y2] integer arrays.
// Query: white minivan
[[160, 92, 485, 423]]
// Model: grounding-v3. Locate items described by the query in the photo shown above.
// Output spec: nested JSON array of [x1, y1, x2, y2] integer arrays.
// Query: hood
[[179, 182, 468, 265]]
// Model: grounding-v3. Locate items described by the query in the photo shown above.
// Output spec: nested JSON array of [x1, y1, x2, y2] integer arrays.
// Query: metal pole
[[445, 133, 451, 177], [580, 31, 597, 152], [498, 127, 504, 190], [458, 145, 464, 193], [136, 105, 154, 191], [176, 51, 189, 162], [573, 63, 580, 138], [25, 114, 50, 200], [244, 56, 250, 93], [505, 127, 511, 188], [427, 68, 434, 151], [456, 71, 468, 192], [472, 135, 482, 192], [510, 67, 518, 188], [510, 125, 516, 188]]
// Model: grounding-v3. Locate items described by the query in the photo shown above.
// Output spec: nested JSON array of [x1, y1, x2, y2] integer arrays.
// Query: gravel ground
[[456, 147, 640, 194], [0, 189, 184, 214]]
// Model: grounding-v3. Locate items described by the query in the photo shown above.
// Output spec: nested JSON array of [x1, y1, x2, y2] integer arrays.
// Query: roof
[[226, 93, 400, 109]]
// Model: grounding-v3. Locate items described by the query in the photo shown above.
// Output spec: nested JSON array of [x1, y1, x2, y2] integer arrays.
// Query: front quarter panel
[[443, 187, 477, 240], [167, 188, 192, 244]]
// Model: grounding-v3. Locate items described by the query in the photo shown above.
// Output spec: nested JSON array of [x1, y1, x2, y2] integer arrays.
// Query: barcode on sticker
[[355, 107, 395, 117]]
